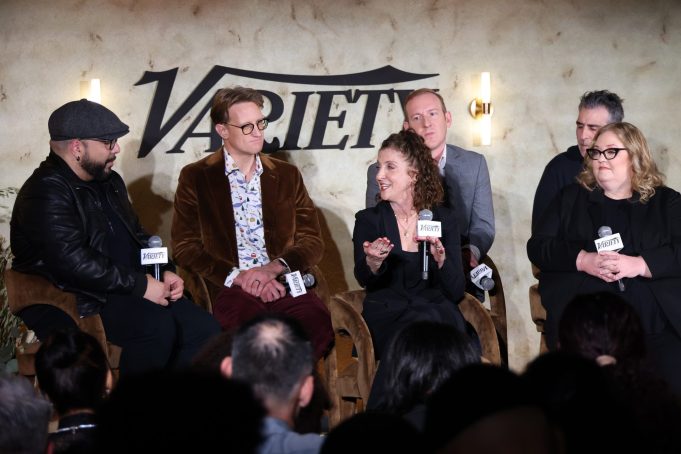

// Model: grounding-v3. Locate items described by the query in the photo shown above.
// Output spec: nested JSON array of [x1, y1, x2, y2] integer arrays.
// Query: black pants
[[18, 296, 220, 377]]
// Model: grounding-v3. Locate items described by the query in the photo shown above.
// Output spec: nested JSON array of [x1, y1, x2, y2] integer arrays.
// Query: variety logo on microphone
[[595, 233, 624, 253], [416, 218, 442, 238], [282, 271, 310, 298], [141, 235, 168, 281], [470, 263, 495, 291], [141, 248, 169, 265]]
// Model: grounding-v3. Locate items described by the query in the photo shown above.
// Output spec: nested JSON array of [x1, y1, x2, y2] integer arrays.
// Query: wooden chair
[[4, 268, 121, 381], [325, 290, 376, 428], [325, 288, 503, 427], [460, 292, 502, 365], [529, 264, 548, 354], [481, 255, 508, 364]]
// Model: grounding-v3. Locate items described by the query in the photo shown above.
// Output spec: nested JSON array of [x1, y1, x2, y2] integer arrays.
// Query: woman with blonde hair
[[528, 122, 681, 394]]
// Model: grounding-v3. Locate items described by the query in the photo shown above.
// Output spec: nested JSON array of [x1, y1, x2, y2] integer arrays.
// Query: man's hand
[[143, 275, 170, 306], [234, 261, 285, 299], [259, 279, 287, 303], [163, 271, 185, 301]]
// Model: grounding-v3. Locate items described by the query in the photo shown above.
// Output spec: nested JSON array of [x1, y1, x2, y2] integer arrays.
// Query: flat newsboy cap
[[48, 99, 129, 141]]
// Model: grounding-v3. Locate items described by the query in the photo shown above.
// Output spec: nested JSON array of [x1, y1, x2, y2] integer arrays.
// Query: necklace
[[395, 211, 417, 237]]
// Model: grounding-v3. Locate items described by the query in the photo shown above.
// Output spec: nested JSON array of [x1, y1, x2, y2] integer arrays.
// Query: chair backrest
[[481, 255, 508, 363], [529, 264, 548, 354], [5, 268, 80, 319], [4, 268, 119, 375], [459, 292, 502, 365], [326, 289, 376, 429]]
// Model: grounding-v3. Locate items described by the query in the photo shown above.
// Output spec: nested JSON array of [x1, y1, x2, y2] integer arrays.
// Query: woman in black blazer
[[353, 130, 474, 360], [528, 122, 681, 394], [354, 129, 478, 408]]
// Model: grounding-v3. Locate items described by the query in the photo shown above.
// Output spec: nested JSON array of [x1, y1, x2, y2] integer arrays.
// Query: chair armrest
[[459, 292, 502, 365]]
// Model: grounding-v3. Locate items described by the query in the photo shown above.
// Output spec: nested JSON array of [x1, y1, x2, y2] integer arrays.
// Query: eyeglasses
[[586, 147, 627, 160], [83, 138, 118, 150], [224, 118, 268, 135]]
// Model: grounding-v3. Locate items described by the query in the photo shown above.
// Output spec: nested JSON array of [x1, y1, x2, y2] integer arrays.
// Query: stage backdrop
[[1, 0, 680, 370]]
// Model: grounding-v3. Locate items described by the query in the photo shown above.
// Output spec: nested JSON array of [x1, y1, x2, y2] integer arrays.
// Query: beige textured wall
[[2, 0, 680, 370]]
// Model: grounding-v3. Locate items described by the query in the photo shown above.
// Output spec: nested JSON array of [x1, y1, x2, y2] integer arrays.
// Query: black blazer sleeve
[[527, 184, 592, 272], [353, 205, 391, 289]]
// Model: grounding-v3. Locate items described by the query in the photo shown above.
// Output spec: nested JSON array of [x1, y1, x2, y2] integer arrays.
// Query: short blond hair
[[403, 88, 447, 120], [577, 122, 664, 203], [210, 86, 264, 125]]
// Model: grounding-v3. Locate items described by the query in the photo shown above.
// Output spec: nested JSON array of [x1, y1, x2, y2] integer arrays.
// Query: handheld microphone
[[141, 235, 168, 282], [470, 263, 495, 291], [597, 226, 625, 292], [597, 225, 613, 239], [278, 273, 316, 293], [418, 209, 434, 280]]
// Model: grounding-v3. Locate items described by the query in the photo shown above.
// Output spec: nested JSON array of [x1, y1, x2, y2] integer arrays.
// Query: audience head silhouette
[[321, 411, 422, 454], [95, 369, 264, 453], [230, 313, 314, 412], [35, 329, 110, 416], [0, 373, 52, 454], [381, 320, 479, 417], [558, 291, 646, 368], [426, 364, 557, 454], [523, 351, 633, 454]]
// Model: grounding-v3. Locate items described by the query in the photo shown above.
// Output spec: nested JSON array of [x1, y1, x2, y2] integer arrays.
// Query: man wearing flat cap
[[10, 99, 220, 376]]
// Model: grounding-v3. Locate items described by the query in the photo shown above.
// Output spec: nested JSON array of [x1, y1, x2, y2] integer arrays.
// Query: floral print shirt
[[224, 149, 269, 270]]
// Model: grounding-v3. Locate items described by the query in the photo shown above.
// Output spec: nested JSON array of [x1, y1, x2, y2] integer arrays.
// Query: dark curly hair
[[379, 129, 443, 211]]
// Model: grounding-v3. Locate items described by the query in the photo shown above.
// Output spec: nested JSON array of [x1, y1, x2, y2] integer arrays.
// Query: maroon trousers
[[213, 287, 334, 360]]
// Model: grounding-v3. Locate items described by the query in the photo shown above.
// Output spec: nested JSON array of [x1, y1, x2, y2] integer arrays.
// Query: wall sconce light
[[469, 72, 493, 146], [80, 78, 101, 103]]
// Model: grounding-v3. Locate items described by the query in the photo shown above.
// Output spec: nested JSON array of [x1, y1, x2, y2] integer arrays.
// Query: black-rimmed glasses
[[85, 138, 118, 150], [586, 147, 627, 160], [225, 118, 268, 135]]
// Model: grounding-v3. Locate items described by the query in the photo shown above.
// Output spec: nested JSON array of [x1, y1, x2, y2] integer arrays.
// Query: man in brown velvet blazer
[[171, 86, 333, 359]]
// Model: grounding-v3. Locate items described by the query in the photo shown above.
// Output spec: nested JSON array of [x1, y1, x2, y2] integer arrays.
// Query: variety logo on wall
[[134, 65, 437, 157]]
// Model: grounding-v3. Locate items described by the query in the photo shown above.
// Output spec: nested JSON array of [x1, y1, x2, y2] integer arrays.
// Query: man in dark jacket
[[10, 99, 219, 376], [531, 90, 624, 232]]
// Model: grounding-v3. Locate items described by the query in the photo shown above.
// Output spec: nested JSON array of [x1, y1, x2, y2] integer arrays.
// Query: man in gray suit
[[366, 88, 495, 270]]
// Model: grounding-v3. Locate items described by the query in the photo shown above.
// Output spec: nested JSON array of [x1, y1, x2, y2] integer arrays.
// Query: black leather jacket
[[10, 151, 166, 317]]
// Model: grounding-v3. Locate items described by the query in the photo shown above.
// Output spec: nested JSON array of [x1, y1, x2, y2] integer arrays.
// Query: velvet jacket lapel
[[203, 149, 238, 262]]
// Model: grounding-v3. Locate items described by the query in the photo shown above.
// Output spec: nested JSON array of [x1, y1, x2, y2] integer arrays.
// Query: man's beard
[[81, 154, 114, 181]]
